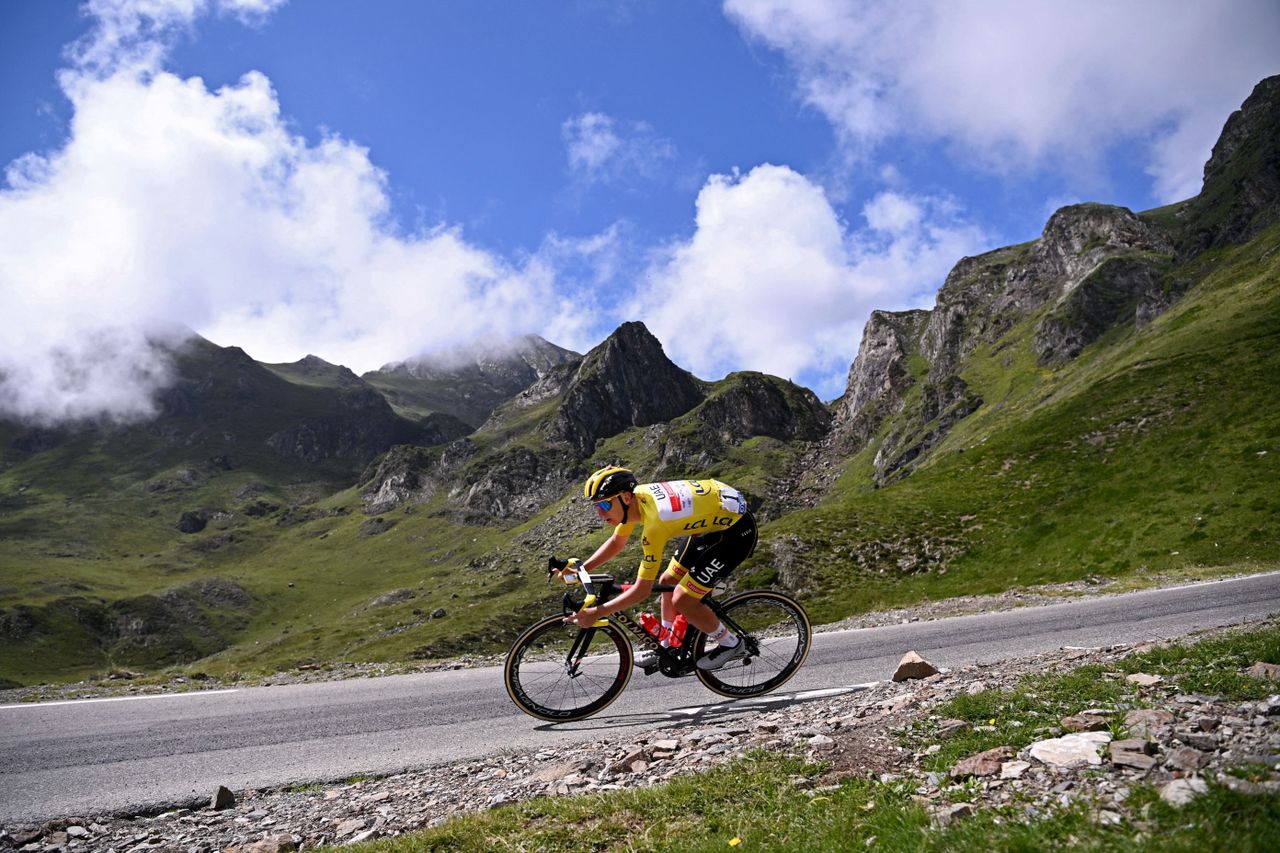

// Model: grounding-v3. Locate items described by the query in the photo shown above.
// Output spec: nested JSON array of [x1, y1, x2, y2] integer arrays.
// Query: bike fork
[[563, 627, 596, 677]]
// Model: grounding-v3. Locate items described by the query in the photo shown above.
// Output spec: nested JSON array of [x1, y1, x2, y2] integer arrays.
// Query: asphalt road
[[3, 571, 1279, 824]]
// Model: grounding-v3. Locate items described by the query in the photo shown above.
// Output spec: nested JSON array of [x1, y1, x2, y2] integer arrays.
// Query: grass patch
[[348, 753, 1280, 852], [910, 620, 1280, 778]]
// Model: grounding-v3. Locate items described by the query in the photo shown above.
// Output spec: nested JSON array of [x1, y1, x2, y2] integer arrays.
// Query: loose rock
[[1109, 738, 1158, 771], [1160, 777, 1208, 807], [1029, 732, 1112, 768], [1061, 713, 1110, 732], [1245, 662, 1280, 681], [1165, 746, 1210, 771], [1000, 760, 1031, 780], [893, 651, 940, 682], [935, 719, 970, 738], [1124, 709, 1176, 737], [212, 786, 236, 810], [248, 834, 296, 853], [931, 802, 973, 826], [1126, 673, 1164, 687], [949, 746, 1013, 779]]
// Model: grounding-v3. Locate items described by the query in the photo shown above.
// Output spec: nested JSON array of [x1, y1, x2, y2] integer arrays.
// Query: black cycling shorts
[[672, 511, 758, 597]]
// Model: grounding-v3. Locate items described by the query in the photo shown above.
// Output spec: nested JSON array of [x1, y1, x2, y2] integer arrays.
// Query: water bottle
[[638, 612, 663, 639], [670, 615, 688, 648]]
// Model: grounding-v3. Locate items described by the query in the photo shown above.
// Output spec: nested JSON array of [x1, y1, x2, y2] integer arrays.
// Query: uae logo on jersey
[[650, 481, 695, 520]]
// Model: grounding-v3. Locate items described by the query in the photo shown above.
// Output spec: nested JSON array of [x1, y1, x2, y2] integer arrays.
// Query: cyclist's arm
[[592, 577, 653, 617], [567, 577, 653, 627], [582, 533, 628, 572]]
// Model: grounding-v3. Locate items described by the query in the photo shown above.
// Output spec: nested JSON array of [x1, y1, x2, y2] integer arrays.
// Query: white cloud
[[628, 165, 988, 397], [562, 111, 677, 186], [862, 191, 922, 235], [563, 112, 622, 175], [0, 2, 586, 425], [725, 0, 1280, 201], [72, 0, 287, 75]]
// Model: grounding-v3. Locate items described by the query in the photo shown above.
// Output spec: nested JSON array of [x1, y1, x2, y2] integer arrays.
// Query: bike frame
[[560, 573, 756, 679]]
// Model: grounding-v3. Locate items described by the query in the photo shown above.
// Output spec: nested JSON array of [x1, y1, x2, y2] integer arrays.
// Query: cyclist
[[564, 466, 758, 671]]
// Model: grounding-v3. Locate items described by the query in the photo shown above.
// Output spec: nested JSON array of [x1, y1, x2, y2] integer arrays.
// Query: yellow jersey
[[614, 480, 748, 581]]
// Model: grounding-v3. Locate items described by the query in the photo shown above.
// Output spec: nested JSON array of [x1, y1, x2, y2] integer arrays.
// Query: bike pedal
[[641, 663, 660, 676]]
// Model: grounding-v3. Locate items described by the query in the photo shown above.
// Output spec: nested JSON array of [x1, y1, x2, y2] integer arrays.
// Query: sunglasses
[[593, 498, 615, 512]]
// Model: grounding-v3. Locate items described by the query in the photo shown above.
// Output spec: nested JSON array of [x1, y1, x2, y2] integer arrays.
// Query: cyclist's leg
[[673, 513, 758, 634], [658, 560, 688, 625]]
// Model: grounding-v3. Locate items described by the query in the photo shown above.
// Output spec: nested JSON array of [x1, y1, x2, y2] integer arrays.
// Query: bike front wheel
[[504, 614, 634, 722], [695, 590, 811, 699]]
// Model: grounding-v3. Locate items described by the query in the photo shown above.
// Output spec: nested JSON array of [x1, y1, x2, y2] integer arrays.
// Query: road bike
[[503, 558, 812, 722]]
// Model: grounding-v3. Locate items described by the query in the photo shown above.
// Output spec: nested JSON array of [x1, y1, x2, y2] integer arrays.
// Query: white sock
[[660, 619, 673, 648], [709, 623, 739, 647]]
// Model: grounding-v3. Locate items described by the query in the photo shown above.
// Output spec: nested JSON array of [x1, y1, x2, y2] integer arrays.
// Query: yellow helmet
[[583, 466, 638, 500]]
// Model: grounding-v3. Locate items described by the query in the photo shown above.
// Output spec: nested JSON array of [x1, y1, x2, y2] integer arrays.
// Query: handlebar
[[548, 556, 605, 618]]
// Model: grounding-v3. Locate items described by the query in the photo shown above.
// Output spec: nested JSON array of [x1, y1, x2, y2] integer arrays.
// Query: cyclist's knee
[[673, 583, 709, 608]]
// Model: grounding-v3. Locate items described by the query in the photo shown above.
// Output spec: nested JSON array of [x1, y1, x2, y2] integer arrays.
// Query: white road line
[[666, 682, 878, 716], [0, 689, 239, 710]]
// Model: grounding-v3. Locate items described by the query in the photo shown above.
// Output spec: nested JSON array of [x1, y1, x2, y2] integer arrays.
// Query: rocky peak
[[361, 323, 704, 524], [1203, 75, 1280, 188], [545, 322, 706, 454], [833, 309, 930, 445], [1035, 204, 1173, 283], [266, 355, 365, 388], [921, 204, 1172, 381], [696, 373, 831, 444], [1182, 74, 1280, 252], [828, 204, 1176, 484]]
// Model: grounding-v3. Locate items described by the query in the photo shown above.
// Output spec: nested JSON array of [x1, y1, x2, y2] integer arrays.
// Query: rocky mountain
[[2, 337, 436, 480], [1177, 75, 1280, 254], [360, 322, 705, 523], [262, 355, 366, 389], [358, 321, 830, 525], [363, 335, 579, 428], [823, 76, 1279, 486], [537, 321, 707, 455], [827, 201, 1182, 484], [1, 76, 1277, 687]]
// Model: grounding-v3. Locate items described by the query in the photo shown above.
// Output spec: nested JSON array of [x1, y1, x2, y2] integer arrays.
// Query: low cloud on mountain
[[0, 0, 586, 424]]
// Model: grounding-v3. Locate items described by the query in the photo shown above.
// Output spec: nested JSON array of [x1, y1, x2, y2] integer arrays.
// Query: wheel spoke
[[505, 616, 633, 720], [696, 591, 810, 698]]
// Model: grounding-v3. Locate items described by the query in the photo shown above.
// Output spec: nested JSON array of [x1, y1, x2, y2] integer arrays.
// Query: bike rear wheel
[[504, 614, 634, 722], [695, 590, 811, 698]]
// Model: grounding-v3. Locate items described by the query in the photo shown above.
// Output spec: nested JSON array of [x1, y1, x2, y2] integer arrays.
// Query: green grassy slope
[[753, 223, 1280, 623]]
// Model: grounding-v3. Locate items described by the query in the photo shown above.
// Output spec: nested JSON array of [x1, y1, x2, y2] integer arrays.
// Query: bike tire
[[695, 590, 811, 699], [504, 614, 634, 722]]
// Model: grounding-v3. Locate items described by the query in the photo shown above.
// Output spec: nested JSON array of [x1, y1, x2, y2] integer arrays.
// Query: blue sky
[[1, 0, 1278, 423]]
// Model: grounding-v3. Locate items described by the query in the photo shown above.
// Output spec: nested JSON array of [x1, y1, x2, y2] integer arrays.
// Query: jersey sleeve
[[635, 531, 668, 582]]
